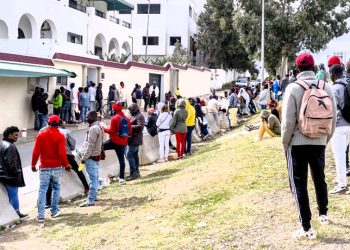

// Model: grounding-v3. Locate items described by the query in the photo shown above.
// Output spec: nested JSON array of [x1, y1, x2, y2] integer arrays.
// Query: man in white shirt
[[70, 83, 79, 123], [88, 82, 97, 111], [150, 82, 160, 108], [119, 81, 127, 108]]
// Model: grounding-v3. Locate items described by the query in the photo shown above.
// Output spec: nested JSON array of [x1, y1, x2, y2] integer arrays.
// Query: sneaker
[[164, 157, 168, 162], [118, 178, 126, 185], [293, 228, 317, 240], [157, 158, 165, 163], [79, 202, 95, 207], [45, 204, 50, 209], [329, 186, 349, 195], [51, 210, 62, 218], [17, 212, 29, 220], [319, 215, 329, 225], [37, 217, 45, 223]]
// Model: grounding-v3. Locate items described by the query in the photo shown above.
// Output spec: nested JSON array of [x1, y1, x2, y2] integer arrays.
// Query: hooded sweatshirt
[[171, 99, 188, 133], [332, 76, 350, 127], [128, 103, 145, 146], [185, 100, 196, 127]]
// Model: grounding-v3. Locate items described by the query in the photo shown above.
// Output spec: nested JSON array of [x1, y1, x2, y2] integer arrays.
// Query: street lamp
[[145, 0, 151, 61], [261, 0, 265, 85]]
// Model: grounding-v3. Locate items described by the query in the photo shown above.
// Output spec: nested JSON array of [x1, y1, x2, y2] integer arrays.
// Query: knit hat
[[48, 115, 60, 126], [112, 101, 123, 111], [328, 56, 341, 68], [295, 53, 314, 67], [261, 110, 270, 119]]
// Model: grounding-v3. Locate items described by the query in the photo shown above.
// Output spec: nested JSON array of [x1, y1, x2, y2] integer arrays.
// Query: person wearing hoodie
[[126, 103, 145, 181], [185, 98, 196, 156], [171, 99, 188, 159], [254, 110, 281, 142]]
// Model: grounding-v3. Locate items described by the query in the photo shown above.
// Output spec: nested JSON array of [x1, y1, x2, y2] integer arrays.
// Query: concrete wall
[[178, 67, 211, 98]]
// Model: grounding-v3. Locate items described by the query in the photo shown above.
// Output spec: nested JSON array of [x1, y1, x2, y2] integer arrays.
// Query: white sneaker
[[118, 178, 126, 185], [293, 228, 317, 240], [164, 157, 168, 162], [329, 186, 349, 195], [157, 158, 165, 163], [51, 210, 62, 218], [319, 215, 329, 225]]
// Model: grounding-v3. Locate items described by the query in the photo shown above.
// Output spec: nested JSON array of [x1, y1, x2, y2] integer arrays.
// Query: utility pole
[[261, 0, 265, 85], [145, 0, 151, 61]]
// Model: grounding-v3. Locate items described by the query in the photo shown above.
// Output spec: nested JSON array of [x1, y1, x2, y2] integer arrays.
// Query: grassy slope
[[2, 119, 350, 250]]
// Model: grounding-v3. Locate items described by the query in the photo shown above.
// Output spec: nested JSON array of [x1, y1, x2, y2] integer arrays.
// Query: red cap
[[48, 115, 60, 125], [328, 56, 341, 67], [295, 53, 314, 67], [112, 102, 123, 111]]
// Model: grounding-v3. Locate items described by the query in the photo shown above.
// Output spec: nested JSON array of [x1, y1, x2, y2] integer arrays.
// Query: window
[[67, 32, 83, 44], [28, 77, 49, 93], [119, 9, 131, 14], [56, 76, 68, 86], [170, 36, 181, 46], [142, 36, 159, 46], [189, 6, 192, 17], [137, 4, 161, 14]]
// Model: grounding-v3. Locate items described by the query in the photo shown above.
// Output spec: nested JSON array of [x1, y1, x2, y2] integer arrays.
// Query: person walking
[[156, 105, 172, 163], [171, 99, 188, 160], [282, 53, 336, 239], [31, 115, 70, 222], [96, 83, 103, 114], [142, 83, 151, 112], [103, 102, 131, 185], [185, 99, 196, 156], [80, 87, 90, 123], [70, 83, 79, 123], [88, 82, 97, 111], [79, 111, 104, 207], [0, 126, 28, 220], [31, 87, 41, 131], [126, 104, 145, 181], [52, 89, 63, 116]]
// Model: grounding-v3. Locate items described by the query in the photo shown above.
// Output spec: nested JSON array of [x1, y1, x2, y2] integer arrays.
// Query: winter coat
[[171, 99, 188, 133], [128, 104, 145, 146], [142, 84, 151, 99], [185, 100, 196, 127], [0, 139, 25, 187], [53, 94, 63, 109], [104, 111, 132, 146]]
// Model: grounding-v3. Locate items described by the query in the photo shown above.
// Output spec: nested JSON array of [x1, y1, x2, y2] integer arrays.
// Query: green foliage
[[167, 41, 189, 64]]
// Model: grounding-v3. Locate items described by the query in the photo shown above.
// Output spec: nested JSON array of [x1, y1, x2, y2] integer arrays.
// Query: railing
[[122, 21, 132, 29], [95, 9, 106, 18], [68, 1, 87, 13], [109, 16, 120, 24]]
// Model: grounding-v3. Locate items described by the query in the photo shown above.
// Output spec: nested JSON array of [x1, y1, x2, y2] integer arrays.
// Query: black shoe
[[126, 173, 140, 181], [45, 205, 50, 209], [17, 211, 29, 220]]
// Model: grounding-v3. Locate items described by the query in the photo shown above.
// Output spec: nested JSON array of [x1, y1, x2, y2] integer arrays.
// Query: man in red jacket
[[31, 115, 70, 223], [103, 102, 131, 185]]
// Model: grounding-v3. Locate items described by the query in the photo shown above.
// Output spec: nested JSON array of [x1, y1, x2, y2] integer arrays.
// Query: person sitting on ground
[[254, 109, 281, 142], [145, 108, 158, 137], [0, 126, 29, 220], [171, 99, 188, 160], [156, 105, 172, 163]]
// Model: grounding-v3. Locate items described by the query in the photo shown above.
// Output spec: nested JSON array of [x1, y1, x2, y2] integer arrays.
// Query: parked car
[[235, 77, 248, 87]]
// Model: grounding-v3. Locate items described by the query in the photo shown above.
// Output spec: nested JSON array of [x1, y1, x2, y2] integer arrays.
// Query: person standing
[[52, 89, 63, 116], [207, 96, 220, 126], [272, 75, 281, 101], [185, 99, 196, 156], [156, 105, 172, 163], [103, 102, 131, 185], [113, 83, 120, 103], [289, 69, 298, 83], [31, 115, 70, 222], [282, 53, 336, 239], [60, 87, 71, 123], [280, 74, 290, 96], [171, 99, 188, 160], [142, 83, 151, 112], [135, 85, 143, 108], [96, 83, 103, 114], [259, 84, 269, 110], [70, 83, 79, 123], [31, 87, 41, 131], [149, 82, 159, 108], [79, 111, 104, 207], [0, 126, 28, 219], [126, 104, 145, 181], [38, 93, 49, 130], [316, 63, 327, 82], [119, 82, 127, 108], [88, 82, 97, 111]]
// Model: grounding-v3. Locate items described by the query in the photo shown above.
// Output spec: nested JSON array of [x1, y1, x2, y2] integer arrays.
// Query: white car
[[236, 78, 248, 87]]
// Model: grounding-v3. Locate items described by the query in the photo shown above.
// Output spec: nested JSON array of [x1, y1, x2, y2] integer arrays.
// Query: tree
[[197, 0, 256, 72], [168, 41, 189, 64], [234, 0, 350, 76]]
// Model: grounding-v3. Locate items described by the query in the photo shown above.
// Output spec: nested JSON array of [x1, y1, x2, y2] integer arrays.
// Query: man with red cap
[[103, 102, 131, 184], [32, 115, 71, 223], [282, 53, 336, 239]]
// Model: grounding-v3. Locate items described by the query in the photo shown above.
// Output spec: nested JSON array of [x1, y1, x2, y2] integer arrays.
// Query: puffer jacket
[[128, 103, 145, 146], [171, 99, 188, 133], [185, 100, 196, 127], [0, 139, 25, 187]]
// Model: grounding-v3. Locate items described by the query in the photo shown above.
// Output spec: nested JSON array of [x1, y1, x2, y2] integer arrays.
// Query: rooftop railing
[[109, 16, 120, 24], [95, 9, 106, 19], [68, 1, 87, 13]]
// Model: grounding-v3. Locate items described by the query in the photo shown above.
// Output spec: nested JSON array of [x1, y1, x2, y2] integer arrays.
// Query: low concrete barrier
[[219, 112, 229, 130], [139, 134, 160, 165], [60, 170, 85, 202], [0, 183, 19, 227], [192, 125, 202, 143], [206, 112, 220, 134]]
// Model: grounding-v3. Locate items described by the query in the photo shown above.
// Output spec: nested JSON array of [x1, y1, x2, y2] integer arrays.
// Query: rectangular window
[[170, 36, 181, 46], [67, 32, 83, 45], [142, 36, 159, 46], [137, 4, 161, 14], [119, 9, 131, 14], [28, 77, 49, 93], [56, 76, 68, 86], [189, 6, 192, 17]]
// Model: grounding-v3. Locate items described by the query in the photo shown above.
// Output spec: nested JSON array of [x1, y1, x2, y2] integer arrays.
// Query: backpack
[[296, 79, 333, 138], [118, 116, 129, 138], [334, 80, 350, 123], [136, 89, 142, 99]]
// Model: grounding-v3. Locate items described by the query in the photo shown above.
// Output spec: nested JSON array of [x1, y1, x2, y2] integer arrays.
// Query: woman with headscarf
[[238, 88, 250, 115]]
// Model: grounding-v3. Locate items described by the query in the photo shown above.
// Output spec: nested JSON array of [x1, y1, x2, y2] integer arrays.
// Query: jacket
[[171, 99, 188, 133], [0, 139, 25, 187], [128, 104, 145, 146], [32, 126, 69, 168], [281, 71, 337, 151], [53, 94, 63, 109], [80, 92, 90, 108], [142, 84, 150, 98], [185, 100, 196, 127], [96, 87, 103, 101], [38, 97, 48, 115], [31, 92, 40, 112], [332, 77, 350, 127], [81, 121, 104, 162], [104, 111, 132, 146], [146, 113, 158, 136]]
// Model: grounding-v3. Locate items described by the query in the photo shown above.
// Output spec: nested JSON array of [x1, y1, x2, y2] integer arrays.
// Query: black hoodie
[[128, 104, 145, 146]]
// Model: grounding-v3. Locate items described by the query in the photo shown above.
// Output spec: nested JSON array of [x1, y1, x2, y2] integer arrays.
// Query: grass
[[2, 117, 350, 249]]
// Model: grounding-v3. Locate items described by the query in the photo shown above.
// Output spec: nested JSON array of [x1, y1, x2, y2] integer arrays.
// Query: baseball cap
[[48, 115, 60, 126], [112, 101, 123, 111], [328, 56, 341, 68], [295, 53, 315, 67]]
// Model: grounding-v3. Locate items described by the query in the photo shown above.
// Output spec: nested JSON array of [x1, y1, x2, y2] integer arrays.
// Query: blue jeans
[[260, 104, 267, 110], [34, 111, 40, 131], [126, 146, 140, 175], [38, 168, 63, 219], [38, 113, 47, 130], [61, 101, 71, 122], [186, 126, 195, 153], [6, 185, 19, 211], [81, 107, 90, 122], [86, 159, 99, 204]]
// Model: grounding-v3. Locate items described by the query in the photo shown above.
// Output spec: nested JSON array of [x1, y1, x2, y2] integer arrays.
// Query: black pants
[[96, 99, 102, 113], [150, 96, 157, 108], [103, 140, 126, 179], [143, 97, 150, 112], [286, 145, 328, 231]]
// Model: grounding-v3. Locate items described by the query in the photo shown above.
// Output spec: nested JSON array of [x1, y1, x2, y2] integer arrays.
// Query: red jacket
[[104, 111, 132, 146], [32, 126, 69, 168]]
